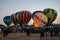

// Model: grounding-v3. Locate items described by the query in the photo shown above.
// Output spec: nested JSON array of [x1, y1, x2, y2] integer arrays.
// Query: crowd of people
[[0, 25, 60, 40], [39, 27, 60, 40]]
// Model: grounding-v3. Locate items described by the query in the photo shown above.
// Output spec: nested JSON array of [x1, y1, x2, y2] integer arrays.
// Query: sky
[[0, 0, 60, 26]]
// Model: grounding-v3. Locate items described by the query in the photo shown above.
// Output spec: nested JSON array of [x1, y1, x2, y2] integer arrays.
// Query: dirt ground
[[0, 32, 60, 40]]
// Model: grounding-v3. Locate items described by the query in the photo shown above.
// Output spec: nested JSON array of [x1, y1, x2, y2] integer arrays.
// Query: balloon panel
[[32, 11, 43, 19], [15, 12, 20, 24], [11, 14, 18, 25], [3, 16, 11, 26], [15, 12, 22, 26], [43, 8, 57, 25], [17, 11, 31, 24], [34, 12, 48, 28]]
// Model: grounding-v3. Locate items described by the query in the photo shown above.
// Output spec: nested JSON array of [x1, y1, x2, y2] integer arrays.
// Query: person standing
[[49, 28, 55, 40], [26, 27, 30, 40], [40, 28, 45, 40], [3, 28, 8, 37], [26, 28, 30, 36]]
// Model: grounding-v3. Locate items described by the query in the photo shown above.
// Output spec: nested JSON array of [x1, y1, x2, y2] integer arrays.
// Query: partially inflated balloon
[[17, 10, 31, 25], [11, 14, 18, 26], [43, 8, 57, 25], [33, 11, 48, 28], [32, 11, 42, 19], [3, 16, 12, 26]]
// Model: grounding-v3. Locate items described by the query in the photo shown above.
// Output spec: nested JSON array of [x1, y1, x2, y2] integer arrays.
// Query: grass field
[[0, 32, 60, 40]]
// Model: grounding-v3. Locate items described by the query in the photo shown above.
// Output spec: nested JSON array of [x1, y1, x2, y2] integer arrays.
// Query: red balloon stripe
[[11, 15, 15, 22], [27, 13, 30, 23], [19, 13, 23, 22], [26, 12, 28, 23], [23, 12, 26, 22]]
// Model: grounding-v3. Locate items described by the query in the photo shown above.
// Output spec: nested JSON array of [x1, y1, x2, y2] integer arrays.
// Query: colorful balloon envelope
[[3, 16, 12, 26], [33, 11, 48, 28], [17, 10, 31, 25], [32, 11, 43, 19], [43, 8, 57, 25], [11, 14, 18, 26], [15, 12, 22, 26]]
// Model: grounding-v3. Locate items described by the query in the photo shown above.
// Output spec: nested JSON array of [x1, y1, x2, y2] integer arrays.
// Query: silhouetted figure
[[54, 28, 59, 37], [49, 28, 55, 40], [39, 28, 45, 40], [3, 28, 8, 37], [26, 28, 30, 36], [40, 28, 45, 37], [49, 28, 54, 37]]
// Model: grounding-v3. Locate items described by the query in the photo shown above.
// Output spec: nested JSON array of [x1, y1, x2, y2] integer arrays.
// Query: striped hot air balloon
[[15, 12, 20, 26], [43, 8, 57, 25], [33, 11, 48, 28], [17, 10, 31, 25], [11, 14, 18, 26]]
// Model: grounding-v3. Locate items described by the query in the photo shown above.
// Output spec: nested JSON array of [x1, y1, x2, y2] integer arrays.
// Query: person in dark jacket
[[40, 28, 45, 37], [26, 28, 30, 36], [54, 28, 59, 37], [49, 28, 55, 40], [40, 28, 45, 40], [3, 28, 8, 37]]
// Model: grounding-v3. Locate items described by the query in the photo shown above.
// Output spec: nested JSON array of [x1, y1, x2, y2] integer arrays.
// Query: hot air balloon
[[3, 16, 12, 26], [43, 8, 57, 25], [15, 12, 22, 26], [33, 11, 48, 28], [11, 14, 18, 26], [17, 10, 31, 25]]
